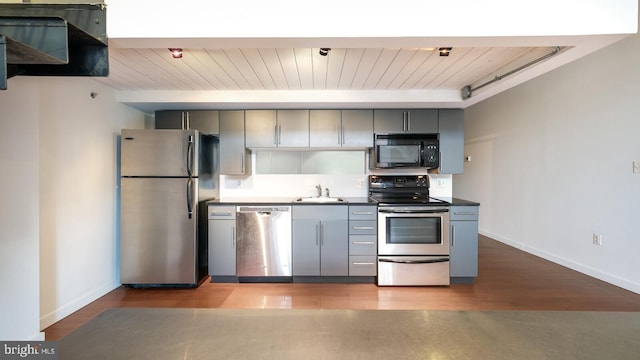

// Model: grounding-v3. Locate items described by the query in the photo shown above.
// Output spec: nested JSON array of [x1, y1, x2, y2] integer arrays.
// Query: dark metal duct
[[0, 3, 108, 90]]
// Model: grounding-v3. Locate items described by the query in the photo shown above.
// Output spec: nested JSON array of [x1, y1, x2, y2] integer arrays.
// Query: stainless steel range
[[369, 175, 450, 286]]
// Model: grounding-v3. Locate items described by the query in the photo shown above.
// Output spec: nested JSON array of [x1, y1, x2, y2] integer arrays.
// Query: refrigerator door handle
[[186, 135, 194, 176], [187, 178, 194, 219]]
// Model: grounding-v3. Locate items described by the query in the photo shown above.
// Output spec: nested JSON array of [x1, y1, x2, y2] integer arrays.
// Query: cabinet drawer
[[349, 220, 376, 235], [349, 256, 377, 276], [293, 205, 348, 220], [349, 235, 376, 255], [348, 206, 377, 220], [450, 206, 479, 221], [208, 206, 236, 220]]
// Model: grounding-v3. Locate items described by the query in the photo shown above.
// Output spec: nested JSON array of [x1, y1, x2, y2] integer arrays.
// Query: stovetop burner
[[368, 175, 448, 206]]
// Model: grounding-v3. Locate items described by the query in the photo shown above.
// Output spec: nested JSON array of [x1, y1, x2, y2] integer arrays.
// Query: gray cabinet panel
[[349, 256, 377, 276], [277, 110, 309, 147], [320, 220, 349, 276], [349, 235, 376, 256], [374, 109, 437, 133], [450, 205, 479, 279], [292, 205, 348, 276], [341, 110, 373, 147], [309, 110, 341, 147], [245, 110, 277, 148], [219, 110, 249, 175], [438, 109, 464, 174], [155, 110, 219, 134], [246, 110, 309, 148], [208, 219, 236, 276], [309, 109, 373, 148], [292, 219, 321, 276]]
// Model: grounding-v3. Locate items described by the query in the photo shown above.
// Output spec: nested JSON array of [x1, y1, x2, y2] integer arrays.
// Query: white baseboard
[[40, 280, 120, 330], [479, 229, 640, 295]]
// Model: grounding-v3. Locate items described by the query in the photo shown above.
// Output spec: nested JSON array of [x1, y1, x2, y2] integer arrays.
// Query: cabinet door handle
[[211, 212, 232, 217], [352, 262, 374, 266], [319, 222, 323, 246], [451, 225, 456, 247], [406, 111, 411, 132], [352, 241, 374, 245], [454, 212, 477, 216], [273, 125, 278, 145], [315, 224, 320, 246], [352, 226, 374, 230], [232, 227, 236, 248], [351, 211, 374, 215]]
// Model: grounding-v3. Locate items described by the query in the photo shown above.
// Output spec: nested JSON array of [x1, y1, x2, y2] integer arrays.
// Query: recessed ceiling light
[[438, 47, 453, 56], [168, 48, 183, 59]]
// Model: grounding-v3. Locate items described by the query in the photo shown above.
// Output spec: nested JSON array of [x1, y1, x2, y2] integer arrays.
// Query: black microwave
[[371, 133, 439, 169]]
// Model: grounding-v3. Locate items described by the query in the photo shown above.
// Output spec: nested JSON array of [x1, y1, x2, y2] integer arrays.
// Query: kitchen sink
[[295, 196, 345, 203]]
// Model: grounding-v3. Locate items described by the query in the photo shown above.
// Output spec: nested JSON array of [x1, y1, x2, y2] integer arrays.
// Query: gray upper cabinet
[[342, 110, 374, 147], [373, 109, 438, 134], [219, 110, 250, 175], [438, 109, 464, 174], [155, 110, 220, 134], [245, 110, 309, 148], [309, 110, 373, 148]]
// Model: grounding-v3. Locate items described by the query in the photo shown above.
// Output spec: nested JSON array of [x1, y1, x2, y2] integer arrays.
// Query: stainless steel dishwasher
[[236, 206, 292, 281]]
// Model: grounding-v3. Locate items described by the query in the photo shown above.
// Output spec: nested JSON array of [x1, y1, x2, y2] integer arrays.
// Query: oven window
[[378, 145, 420, 163], [386, 217, 441, 244]]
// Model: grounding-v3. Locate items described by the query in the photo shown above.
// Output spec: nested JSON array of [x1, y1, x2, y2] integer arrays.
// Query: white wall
[[0, 80, 42, 340], [456, 31, 640, 293], [0, 76, 146, 339], [37, 78, 146, 329]]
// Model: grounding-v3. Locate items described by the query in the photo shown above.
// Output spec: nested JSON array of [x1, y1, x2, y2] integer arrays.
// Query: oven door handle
[[378, 209, 449, 214], [378, 257, 449, 264]]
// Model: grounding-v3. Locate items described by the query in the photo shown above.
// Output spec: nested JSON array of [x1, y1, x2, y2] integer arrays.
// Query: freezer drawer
[[377, 256, 450, 286]]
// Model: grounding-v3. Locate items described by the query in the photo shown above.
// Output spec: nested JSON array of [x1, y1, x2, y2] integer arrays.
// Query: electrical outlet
[[633, 161, 640, 174], [592, 233, 603, 246], [356, 179, 365, 189]]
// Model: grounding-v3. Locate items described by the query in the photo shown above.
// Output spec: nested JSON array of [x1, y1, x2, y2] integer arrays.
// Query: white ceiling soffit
[[102, 0, 638, 113]]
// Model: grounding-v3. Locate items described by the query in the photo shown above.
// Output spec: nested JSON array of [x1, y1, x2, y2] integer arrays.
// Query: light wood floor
[[44, 235, 640, 340]]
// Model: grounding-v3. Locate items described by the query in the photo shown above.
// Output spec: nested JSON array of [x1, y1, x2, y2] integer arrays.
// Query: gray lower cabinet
[[292, 205, 348, 276], [219, 110, 250, 175], [438, 109, 464, 174], [450, 205, 479, 282], [373, 109, 438, 134], [348, 205, 377, 276], [207, 205, 236, 277], [155, 110, 220, 134]]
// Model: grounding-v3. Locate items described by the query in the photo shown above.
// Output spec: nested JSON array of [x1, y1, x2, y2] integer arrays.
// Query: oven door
[[377, 207, 450, 256]]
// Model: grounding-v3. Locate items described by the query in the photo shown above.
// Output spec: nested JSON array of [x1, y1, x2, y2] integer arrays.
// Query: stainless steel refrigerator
[[120, 129, 218, 287]]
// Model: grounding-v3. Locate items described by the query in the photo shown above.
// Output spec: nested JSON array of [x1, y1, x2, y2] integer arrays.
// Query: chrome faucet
[[315, 184, 322, 197]]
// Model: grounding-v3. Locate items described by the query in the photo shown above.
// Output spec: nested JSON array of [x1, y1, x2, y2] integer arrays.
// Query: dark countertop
[[433, 197, 480, 206], [207, 197, 375, 206], [207, 197, 478, 206]]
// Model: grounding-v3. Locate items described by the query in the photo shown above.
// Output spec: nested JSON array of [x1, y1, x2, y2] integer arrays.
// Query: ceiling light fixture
[[319, 48, 331, 56], [438, 47, 452, 57], [168, 48, 183, 59]]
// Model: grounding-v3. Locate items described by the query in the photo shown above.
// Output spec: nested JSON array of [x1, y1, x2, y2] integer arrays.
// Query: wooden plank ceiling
[[98, 46, 558, 92]]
